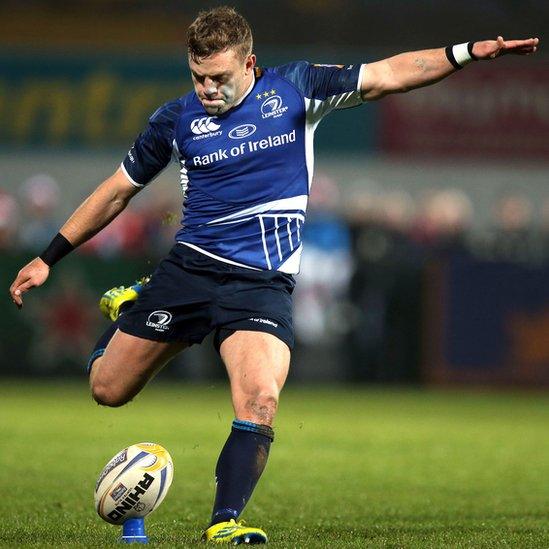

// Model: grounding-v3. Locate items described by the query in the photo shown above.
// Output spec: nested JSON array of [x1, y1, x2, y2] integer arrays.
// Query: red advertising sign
[[381, 62, 549, 159]]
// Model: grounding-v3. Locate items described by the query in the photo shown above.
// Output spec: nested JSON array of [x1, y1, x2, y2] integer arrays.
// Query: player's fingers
[[506, 39, 534, 48], [9, 282, 25, 308], [15, 279, 36, 294], [503, 38, 539, 53], [510, 44, 538, 55], [9, 276, 25, 299], [12, 281, 35, 308], [10, 278, 35, 306]]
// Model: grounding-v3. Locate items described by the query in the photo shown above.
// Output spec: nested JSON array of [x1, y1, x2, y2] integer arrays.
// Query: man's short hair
[[187, 6, 253, 63]]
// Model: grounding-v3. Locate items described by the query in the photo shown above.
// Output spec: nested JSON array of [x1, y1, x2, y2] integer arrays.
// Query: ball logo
[[109, 483, 128, 502], [146, 311, 172, 332], [260, 95, 288, 119], [106, 472, 155, 522], [137, 443, 171, 472], [96, 449, 128, 491], [228, 124, 257, 139]]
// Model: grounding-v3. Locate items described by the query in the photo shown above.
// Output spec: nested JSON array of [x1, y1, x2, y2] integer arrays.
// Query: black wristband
[[445, 45, 463, 70], [467, 41, 478, 60], [39, 233, 75, 266]]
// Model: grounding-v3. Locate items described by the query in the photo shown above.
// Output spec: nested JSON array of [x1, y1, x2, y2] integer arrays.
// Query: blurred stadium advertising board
[[424, 256, 549, 386], [0, 53, 186, 148], [381, 63, 549, 160], [0, 52, 376, 151]]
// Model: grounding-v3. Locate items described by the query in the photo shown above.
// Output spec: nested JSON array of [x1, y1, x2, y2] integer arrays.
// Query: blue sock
[[87, 322, 117, 374], [86, 302, 135, 374], [210, 419, 274, 525]]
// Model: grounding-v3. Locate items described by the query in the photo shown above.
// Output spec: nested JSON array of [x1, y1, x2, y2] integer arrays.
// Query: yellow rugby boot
[[99, 276, 150, 321], [202, 519, 268, 544]]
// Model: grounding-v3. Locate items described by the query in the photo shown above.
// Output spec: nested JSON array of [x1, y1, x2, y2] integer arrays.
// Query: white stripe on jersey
[[258, 216, 272, 270], [120, 162, 144, 188], [278, 244, 303, 274], [174, 139, 189, 196], [287, 217, 294, 251], [207, 195, 308, 225], [177, 242, 261, 270], [274, 217, 282, 261], [179, 159, 189, 196]]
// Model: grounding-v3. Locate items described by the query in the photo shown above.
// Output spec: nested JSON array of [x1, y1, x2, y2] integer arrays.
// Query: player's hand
[[472, 36, 539, 60], [9, 257, 50, 309]]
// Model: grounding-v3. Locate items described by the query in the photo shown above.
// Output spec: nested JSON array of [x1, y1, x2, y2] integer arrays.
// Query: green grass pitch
[[1, 380, 548, 548]]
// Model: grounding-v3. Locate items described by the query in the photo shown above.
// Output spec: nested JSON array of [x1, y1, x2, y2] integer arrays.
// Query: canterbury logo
[[190, 117, 220, 135]]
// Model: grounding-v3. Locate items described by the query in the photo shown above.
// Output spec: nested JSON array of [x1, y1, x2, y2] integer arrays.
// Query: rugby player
[[9, 6, 539, 544]]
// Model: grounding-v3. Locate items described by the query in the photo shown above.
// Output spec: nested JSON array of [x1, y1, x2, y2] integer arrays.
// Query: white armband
[[445, 42, 478, 70]]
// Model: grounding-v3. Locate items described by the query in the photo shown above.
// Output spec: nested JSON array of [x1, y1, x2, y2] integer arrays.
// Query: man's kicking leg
[[90, 329, 186, 407], [88, 278, 186, 406], [203, 331, 290, 544]]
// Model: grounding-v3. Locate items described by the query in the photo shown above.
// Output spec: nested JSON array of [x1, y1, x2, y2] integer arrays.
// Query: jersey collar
[[232, 73, 256, 109]]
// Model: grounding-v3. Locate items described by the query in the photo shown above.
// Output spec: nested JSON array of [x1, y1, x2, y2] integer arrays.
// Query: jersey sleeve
[[121, 100, 182, 187], [273, 61, 364, 124]]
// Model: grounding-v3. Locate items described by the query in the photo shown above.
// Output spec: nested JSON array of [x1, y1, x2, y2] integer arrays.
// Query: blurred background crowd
[[1, 0, 548, 385], [3, 170, 548, 262]]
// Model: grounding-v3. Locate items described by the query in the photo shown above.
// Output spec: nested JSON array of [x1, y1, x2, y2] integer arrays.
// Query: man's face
[[189, 48, 255, 116]]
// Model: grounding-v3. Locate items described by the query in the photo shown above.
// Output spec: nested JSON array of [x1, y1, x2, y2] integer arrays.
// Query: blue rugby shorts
[[118, 244, 295, 351]]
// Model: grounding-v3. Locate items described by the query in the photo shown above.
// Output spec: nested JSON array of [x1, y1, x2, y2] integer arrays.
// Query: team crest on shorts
[[146, 310, 173, 332]]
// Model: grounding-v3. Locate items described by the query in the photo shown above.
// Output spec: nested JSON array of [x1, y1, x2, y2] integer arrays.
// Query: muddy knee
[[240, 392, 279, 425]]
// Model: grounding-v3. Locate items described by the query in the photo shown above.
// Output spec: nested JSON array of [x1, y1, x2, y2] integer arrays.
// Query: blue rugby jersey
[[121, 61, 364, 273]]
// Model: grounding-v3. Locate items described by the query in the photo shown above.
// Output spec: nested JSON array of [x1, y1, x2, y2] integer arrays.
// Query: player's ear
[[245, 54, 256, 73]]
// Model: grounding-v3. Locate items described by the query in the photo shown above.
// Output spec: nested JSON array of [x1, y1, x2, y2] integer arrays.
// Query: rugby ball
[[94, 442, 174, 525]]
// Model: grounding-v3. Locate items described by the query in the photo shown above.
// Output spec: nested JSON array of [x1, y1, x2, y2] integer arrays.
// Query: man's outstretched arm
[[9, 168, 140, 308], [361, 36, 539, 101]]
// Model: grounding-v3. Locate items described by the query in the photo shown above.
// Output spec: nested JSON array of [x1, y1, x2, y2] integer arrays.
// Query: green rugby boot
[[202, 519, 268, 544], [99, 276, 150, 321]]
